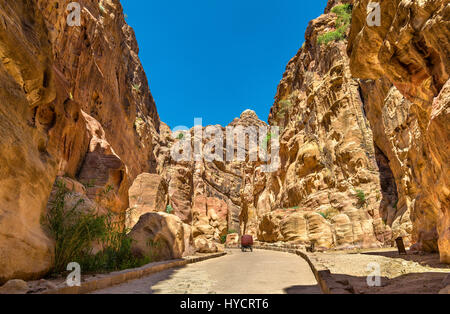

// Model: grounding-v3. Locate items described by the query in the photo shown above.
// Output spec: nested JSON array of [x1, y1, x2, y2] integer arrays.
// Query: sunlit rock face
[[237, 0, 409, 251], [153, 110, 269, 250], [0, 0, 161, 283], [348, 0, 449, 262]]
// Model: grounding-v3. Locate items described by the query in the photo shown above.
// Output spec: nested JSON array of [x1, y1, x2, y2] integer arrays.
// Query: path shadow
[[361, 250, 449, 269], [283, 284, 322, 294], [323, 271, 449, 294]]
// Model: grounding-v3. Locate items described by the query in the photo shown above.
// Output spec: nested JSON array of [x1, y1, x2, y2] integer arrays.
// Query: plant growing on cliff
[[221, 229, 238, 244], [99, 3, 106, 14], [355, 189, 367, 207], [132, 83, 141, 93], [319, 211, 330, 220], [177, 132, 185, 140], [82, 179, 96, 189], [262, 132, 275, 151], [318, 4, 352, 45], [166, 205, 174, 214]]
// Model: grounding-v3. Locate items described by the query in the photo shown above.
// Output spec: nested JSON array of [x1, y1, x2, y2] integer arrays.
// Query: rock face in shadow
[[347, 0, 449, 262], [0, 0, 161, 283]]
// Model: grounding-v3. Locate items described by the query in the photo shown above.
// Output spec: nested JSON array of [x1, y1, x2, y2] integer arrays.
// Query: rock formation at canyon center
[[0, 0, 448, 284]]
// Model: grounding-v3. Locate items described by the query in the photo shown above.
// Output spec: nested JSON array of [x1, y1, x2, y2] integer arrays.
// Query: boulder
[[226, 233, 240, 248], [129, 212, 195, 261], [194, 236, 220, 253], [127, 173, 168, 228]]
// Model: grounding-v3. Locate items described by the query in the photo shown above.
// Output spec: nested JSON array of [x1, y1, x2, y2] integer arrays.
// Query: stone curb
[[42, 252, 227, 294], [253, 245, 336, 294]]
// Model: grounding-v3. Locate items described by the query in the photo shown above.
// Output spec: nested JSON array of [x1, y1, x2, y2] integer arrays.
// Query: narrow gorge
[[0, 0, 448, 292]]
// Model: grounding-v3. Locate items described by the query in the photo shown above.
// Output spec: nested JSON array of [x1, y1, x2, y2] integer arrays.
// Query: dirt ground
[[311, 248, 450, 294]]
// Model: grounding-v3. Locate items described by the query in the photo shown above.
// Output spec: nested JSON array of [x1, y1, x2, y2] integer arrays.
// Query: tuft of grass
[[82, 179, 96, 189], [319, 212, 330, 220], [166, 205, 174, 214], [176, 133, 185, 140], [318, 4, 352, 45], [262, 133, 274, 151], [132, 84, 141, 92], [42, 180, 154, 275], [355, 189, 367, 206]]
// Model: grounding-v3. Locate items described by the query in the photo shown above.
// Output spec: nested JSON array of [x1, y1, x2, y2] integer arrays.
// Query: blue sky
[[121, 0, 327, 129]]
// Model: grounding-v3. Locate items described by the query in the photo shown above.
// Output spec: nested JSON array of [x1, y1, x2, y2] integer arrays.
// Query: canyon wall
[[347, 0, 449, 262], [236, 0, 409, 251], [0, 0, 448, 285], [0, 0, 161, 283]]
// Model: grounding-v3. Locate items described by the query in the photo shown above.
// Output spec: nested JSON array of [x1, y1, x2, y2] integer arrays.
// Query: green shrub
[[356, 189, 367, 206], [42, 180, 107, 273], [177, 133, 185, 140], [82, 179, 96, 189], [166, 205, 174, 214], [42, 180, 154, 275], [220, 235, 227, 244], [318, 4, 352, 45], [81, 213, 152, 272]]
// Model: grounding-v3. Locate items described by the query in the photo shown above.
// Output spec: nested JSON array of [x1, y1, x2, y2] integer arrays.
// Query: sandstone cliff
[[1, 0, 448, 285], [347, 0, 449, 262], [237, 0, 410, 250], [0, 0, 160, 283]]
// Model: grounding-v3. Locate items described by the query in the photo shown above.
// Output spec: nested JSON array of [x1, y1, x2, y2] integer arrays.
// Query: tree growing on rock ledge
[[318, 4, 352, 45]]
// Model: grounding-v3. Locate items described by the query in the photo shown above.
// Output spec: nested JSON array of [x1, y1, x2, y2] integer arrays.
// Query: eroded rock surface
[[239, 1, 406, 250], [348, 0, 449, 262], [0, 0, 161, 283]]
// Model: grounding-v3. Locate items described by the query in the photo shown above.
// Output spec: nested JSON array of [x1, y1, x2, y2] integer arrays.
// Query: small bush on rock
[[318, 4, 352, 45], [42, 180, 153, 275]]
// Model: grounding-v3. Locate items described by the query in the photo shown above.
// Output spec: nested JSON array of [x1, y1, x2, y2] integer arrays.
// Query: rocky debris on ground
[[0, 280, 30, 295], [311, 249, 450, 294]]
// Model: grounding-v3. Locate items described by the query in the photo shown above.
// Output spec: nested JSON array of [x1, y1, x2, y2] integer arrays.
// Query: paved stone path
[[92, 249, 321, 294]]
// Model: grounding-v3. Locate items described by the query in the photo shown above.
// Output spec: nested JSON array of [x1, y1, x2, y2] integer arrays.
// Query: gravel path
[[92, 249, 321, 294]]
